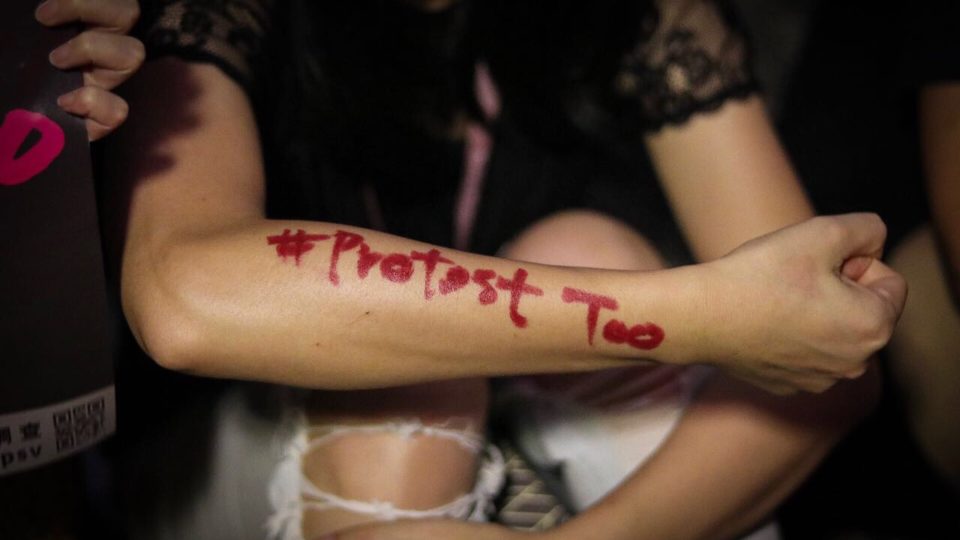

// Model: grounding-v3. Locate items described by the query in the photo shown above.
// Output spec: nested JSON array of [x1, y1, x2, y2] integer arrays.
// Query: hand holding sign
[[1, 0, 116, 479], [35, 0, 144, 141]]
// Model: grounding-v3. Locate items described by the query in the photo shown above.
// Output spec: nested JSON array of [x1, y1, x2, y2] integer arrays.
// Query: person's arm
[[104, 59, 902, 392], [35, 0, 144, 140], [555, 368, 879, 540], [106, 60, 704, 388], [326, 66, 894, 540], [920, 83, 960, 295], [559, 97, 885, 539], [645, 96, 814, 260], [645, 96, 906, 392], [333, 366, 880, 540]]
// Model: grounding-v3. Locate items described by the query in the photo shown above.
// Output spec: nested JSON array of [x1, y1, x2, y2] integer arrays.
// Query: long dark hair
[[477, 0, 649, 145], [261, 0, 652, 231]]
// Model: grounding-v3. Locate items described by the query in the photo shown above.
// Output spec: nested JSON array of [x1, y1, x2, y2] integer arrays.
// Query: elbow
[[130, 301, 206, 374], [120, 243, 210, 374]]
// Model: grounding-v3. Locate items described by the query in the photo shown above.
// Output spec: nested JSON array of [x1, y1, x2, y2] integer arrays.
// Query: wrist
[[586, 264, 712, 367]]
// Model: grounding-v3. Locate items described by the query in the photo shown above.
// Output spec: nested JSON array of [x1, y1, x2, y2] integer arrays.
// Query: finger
[[843, 364, 869, 380], [728, 369, 798, 396], [840, 255, 874, 282], [791, 373, 838, 393], [36, 0, 140, 34], [817, 213, 887, 264], [57, 86, 129, 141], [858, 259, 909, 319], [760, 359, 860, 383], [739, 363, 842, 395], [50, 33, 145, 89]]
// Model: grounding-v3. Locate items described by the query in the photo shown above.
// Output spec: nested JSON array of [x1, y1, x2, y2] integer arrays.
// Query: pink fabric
[[454, 64, 500, 251], [454, 123, 492, 250]]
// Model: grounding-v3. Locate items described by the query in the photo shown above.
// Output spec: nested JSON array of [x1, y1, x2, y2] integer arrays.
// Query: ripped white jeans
[[126, 367, 777, 540], [266, 418, 505, 540]]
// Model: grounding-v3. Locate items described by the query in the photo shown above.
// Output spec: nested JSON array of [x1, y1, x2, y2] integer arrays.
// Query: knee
[[502, 210, 666, 271]]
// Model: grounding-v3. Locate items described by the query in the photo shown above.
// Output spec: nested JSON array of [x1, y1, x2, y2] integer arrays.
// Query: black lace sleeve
[[615, 0, 758, 131], [136, 0, 273, 96]]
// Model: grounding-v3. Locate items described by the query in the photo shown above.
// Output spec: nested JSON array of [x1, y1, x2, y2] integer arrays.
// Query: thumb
[[821, 213, 887, 264], [846, 258, 908, 320], [840, 255, 875, 282], [864, 273, 908, 321]]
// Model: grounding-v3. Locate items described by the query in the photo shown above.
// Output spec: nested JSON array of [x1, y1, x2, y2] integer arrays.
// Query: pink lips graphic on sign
[[0, 108, 65, 186]]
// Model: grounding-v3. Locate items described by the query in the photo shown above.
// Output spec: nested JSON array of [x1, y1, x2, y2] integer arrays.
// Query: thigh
[[887, 225, 960, 482], [276, 378, 494, 539]]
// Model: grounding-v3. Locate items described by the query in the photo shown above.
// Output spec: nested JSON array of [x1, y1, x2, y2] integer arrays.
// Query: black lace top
[[617, 0, 756, 128], [138, 0, 757, 131], [135, 0, 757, 254], [138, 0, 272, 94]]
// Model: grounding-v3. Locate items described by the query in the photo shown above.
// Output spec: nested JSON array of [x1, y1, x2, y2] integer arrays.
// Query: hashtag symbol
[[267, 229, 330, 265]]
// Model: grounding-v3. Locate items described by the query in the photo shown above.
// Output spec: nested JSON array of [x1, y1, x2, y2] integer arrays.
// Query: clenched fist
[[700, 213, 907, 394]]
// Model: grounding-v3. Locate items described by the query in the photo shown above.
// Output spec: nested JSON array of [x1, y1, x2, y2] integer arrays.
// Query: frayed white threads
[[265, 418, 505, 540]]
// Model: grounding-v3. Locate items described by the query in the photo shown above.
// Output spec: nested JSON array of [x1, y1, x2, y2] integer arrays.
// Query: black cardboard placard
[[0, 1, 115, 475]]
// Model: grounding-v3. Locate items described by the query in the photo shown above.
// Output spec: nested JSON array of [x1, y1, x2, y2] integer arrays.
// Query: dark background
[[4, 0, 959, 538]]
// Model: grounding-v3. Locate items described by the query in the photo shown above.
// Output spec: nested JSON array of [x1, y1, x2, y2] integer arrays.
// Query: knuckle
[[808, 382, 829, 394], [863, 211, 885, 230], [101, 0, 142, 31], [76, 86, 99, 111], [75, 32, 95, 57], [812, 216, 845, 245], [871, 299, 895, 337], [858, 309, 893, 351], [875, 316, 896, 346], [88, 122, 108, 142], [845, 365, 868, 380], [865, 213, 888, 246], [873, 215, 888, 239], [111, 98, 130, 125], [114, 2, 141, 31], [127, 38, 146, 67], [124, 2, 142, 26], [79, 0, 140, 31], [56, 39, 77, 63], [857, 212, 887, 247]]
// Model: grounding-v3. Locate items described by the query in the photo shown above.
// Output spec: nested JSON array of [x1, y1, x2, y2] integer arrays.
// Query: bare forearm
[[122, 219, 705, 388], [113, 61, 904, 393], [646, 97, 814, 261], [554, 370, 879, 540], [112, 62, 696, 388]]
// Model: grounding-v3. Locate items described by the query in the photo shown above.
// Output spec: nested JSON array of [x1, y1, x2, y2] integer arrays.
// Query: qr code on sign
[[54, 397, 105, 452]]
